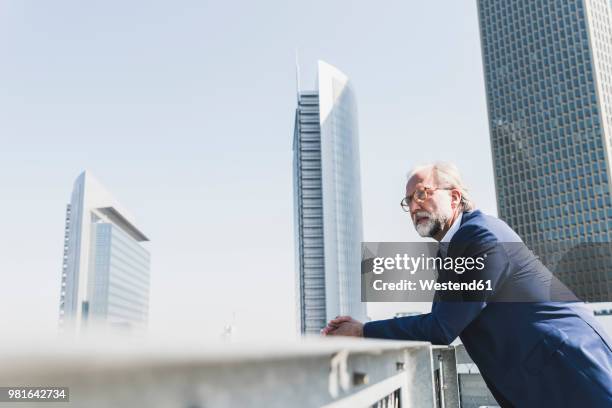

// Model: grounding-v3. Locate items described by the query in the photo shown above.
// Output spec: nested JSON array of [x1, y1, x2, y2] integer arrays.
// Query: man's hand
[[321, 316, 364, 337]]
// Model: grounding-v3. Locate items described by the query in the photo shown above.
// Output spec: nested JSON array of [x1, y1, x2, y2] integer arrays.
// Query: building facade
[[478, 0, 612, 300], [59, 171, 150, 332], [293, 61, 367, 334]]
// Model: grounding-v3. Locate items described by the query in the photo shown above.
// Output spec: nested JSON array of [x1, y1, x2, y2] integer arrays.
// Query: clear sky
[[0, 1, 497, 340]]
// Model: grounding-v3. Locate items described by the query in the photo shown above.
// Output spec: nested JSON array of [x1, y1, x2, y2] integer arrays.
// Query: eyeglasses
[[400, 186, 453, 212]]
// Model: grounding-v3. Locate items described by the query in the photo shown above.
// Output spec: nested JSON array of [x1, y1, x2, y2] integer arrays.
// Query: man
[[322, 162, 612, 407]]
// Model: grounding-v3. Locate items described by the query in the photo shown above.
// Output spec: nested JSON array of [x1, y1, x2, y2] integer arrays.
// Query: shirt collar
[[441, 212, 463, 243]]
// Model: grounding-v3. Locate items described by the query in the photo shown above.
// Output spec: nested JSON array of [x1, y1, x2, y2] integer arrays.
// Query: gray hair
[[407, 162, 476, 212]]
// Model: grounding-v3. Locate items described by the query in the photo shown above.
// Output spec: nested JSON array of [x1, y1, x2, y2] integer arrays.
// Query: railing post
[[431, 345, 460, 408]]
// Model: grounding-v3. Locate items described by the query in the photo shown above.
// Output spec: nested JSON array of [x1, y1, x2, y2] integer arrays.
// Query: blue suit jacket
[[364, 210, 612, 407]]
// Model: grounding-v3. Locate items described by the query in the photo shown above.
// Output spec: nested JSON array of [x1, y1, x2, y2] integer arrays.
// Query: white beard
[[415, 217, 439, 237], [414, 209, 452, 238]]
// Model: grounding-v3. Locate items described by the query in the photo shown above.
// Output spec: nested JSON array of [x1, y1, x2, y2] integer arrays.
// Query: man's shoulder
[[452, 210, 521, 244]]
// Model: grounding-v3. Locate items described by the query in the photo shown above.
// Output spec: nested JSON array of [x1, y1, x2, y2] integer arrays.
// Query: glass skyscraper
[[477, 0, 612, 300], [59, 171, 151, 332], [293, 61, 367, 334]]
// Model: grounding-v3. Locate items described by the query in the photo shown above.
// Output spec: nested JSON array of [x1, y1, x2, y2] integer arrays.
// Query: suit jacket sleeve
[[363, 225, 511, 345]]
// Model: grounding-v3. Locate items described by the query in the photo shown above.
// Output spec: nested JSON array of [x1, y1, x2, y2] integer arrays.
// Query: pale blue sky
[[0, 1, 496, 339]]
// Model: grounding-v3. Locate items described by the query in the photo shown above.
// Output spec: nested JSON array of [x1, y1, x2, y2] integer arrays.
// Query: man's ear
[[451, 190, 462, 209]]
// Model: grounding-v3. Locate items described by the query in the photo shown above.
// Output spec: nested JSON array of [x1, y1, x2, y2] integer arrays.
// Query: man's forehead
[[406, 169, 434, 191]]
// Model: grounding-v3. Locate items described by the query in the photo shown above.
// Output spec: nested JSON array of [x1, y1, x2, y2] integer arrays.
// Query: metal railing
[[0, 337, 488, 408]]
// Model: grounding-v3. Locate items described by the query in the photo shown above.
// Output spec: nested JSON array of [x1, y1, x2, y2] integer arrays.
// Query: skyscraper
[[477, 0, 612, 300], [293, 61, 367, 334], [59, 171, 151, 332]]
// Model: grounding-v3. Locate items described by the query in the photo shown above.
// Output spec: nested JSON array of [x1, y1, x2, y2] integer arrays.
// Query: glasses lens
[[415, 189, 427, 202]]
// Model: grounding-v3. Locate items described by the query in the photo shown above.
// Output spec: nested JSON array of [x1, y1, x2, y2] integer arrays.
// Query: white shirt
[[439, 212, 463, 257], [441, 212, 463, 243]]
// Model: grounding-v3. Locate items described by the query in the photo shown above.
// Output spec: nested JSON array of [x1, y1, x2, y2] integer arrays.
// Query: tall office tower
[[59, 171, 151, 332], [478, 0, 612, 301], [293, 61, 367, 334]]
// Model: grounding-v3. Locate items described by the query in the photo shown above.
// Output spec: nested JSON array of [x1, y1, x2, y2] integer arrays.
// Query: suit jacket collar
[[439, 210, 482, 257], [459, 209, 481, 227]]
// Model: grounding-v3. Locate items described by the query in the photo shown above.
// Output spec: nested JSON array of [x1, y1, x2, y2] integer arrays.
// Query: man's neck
[[433, 209, 461, 242]]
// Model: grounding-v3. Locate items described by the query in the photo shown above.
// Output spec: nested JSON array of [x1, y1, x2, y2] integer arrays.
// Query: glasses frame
[[400, 186, 453, 212]]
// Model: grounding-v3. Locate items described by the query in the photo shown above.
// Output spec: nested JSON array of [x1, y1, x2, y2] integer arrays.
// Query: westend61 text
[[372, 279, 493, 291]]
